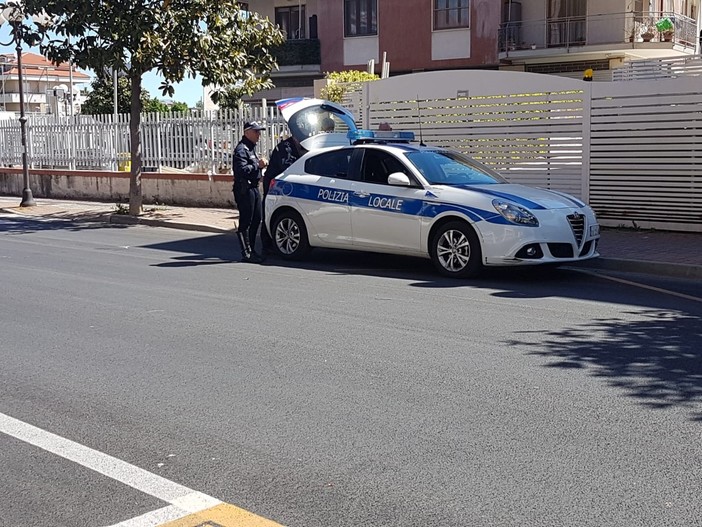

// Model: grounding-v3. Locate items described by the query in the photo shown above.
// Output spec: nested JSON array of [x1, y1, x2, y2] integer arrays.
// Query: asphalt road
[[2, 214, 701, 527]]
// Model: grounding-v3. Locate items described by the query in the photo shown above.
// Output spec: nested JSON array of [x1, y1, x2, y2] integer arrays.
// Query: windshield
[[405, 150, 506, 186]]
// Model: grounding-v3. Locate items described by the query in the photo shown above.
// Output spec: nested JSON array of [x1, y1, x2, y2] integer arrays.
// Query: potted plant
[[656, 17, 674, 41], [640, 27, 655, 42]]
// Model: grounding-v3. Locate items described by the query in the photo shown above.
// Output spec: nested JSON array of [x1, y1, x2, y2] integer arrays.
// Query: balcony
[[272, 38, 320, 67], [499, 11, 697, 58]]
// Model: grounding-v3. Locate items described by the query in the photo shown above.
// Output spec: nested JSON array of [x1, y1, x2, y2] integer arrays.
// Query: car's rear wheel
[[272, 210, 311, 260], [430, 221, 483, 278]]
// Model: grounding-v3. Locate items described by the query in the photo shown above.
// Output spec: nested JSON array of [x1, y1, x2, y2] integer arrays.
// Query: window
[[361, 149, 408, 185], [405, 150, 504, 186], [344, 0, 377, 37], [275, 5, 306, 39], [547, 0, 586, 46], [434, 0, 470, 30], [305, 149, 353, 179]]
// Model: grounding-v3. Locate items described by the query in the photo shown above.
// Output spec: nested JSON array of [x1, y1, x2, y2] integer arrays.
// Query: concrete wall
[[0, 169, 235, 208]]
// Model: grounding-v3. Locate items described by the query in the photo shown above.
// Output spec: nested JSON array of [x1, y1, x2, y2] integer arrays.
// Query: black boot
[[237, 231, 254, 262]]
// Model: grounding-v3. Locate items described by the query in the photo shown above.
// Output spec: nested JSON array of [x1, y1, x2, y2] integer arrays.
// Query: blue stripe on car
[[457, 185, 546, 210], [270, 181, 511, 225]]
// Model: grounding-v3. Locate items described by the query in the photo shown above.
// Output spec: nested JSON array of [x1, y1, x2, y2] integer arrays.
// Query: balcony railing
[[272, 38, 320, 66], [499, 11, 697, 53]]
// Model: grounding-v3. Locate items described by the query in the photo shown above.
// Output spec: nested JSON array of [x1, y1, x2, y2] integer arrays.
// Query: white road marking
[[575, 269, 702, 303], [0, 412, 221, 526]]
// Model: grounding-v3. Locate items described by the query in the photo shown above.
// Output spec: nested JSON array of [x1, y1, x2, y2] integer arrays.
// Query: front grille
[[548, 243, 574, 258], [567, 213, 585, 245], [579, 240, 593, 256]]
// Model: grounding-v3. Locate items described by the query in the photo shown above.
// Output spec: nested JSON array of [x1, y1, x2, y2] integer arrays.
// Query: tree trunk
[[128, 73, 143, 216]]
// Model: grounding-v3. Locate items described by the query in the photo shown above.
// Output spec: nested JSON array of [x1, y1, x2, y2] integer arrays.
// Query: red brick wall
[[319, 0, 500, 74]]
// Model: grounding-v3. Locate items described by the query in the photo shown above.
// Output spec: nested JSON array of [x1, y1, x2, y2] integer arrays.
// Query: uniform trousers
[[233, 185, 261, 250]]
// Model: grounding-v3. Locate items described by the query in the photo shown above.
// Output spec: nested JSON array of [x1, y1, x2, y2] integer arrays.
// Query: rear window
[[305, 149, 353, 178], [289, 106, 355, 139]]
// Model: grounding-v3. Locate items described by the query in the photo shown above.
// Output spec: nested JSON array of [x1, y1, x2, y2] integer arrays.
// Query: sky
[[0, 25, 205, 107]]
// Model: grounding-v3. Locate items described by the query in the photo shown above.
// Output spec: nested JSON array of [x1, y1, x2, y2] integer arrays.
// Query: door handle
[[354, 191, 369, 198]]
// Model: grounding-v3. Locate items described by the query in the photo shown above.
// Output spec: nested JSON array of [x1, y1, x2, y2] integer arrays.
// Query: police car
[[264, 99, 600, 278]]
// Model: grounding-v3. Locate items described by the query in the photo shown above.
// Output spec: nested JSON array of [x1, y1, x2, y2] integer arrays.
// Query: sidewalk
[[1, 196, 700, 280]]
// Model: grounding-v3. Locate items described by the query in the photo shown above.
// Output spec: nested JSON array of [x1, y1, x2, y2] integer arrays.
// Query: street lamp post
[[0, 2, 51, 207], [13, 34, 33, 206]]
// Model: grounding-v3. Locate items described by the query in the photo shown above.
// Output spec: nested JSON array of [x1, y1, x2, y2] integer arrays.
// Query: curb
[[572, 257, 702, 280], [108, 214, 234, 234]]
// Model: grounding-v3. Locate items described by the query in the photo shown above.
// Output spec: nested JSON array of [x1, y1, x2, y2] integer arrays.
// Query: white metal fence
[[1, 66, 701, 232], [344, 69, 701, 232], [0, 103, 285, 174]]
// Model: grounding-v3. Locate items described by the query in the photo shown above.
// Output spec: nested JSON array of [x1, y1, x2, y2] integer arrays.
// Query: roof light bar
[[347, 129, 415, 143]]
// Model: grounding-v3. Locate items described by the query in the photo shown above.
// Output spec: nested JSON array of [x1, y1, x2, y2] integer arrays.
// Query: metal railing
[[0, 105, 286, 173], [499, 11, 697, 53]]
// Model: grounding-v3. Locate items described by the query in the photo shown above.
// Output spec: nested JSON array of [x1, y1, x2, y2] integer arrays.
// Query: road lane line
[[574, 269, 702, 303], [0, 412, 284, 526]]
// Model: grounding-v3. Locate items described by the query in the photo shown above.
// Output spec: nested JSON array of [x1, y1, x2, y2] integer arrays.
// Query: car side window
[[305, 149, 353, 178], [361, 149, 411, 185]]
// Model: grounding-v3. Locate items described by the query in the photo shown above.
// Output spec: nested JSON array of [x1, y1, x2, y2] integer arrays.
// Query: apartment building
[[243, 1, 702, 101], [245, 0, 500, 101], [0, 52, 90, 116], [499, 0, 701, 79]]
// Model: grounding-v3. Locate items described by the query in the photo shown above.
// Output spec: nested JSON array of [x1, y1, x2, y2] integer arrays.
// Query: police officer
[[233, 121, 267, 262], [261, 134, 305, 255]]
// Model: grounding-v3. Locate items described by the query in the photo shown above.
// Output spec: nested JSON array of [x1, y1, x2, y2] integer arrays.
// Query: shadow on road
[[137, 233, 702, 422], [504, 310, 702, 422], [0, 213, 122, 233]]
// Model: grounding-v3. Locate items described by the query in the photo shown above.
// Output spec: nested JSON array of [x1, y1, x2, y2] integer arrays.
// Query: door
[[349, 148, 425, 253], [293, 148, 354, 247], [548, 0, 586, 46]]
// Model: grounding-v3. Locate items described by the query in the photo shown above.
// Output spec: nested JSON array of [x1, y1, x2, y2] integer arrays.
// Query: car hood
[[446, 183, 588, 210], [275, 97, 357, 151]]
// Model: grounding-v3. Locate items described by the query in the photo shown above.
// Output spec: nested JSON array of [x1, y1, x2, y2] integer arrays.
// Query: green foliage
[[170, 101, 190, 112], [29, 0, 284, 100], [81, 76, 131, 115], [142, 97, 169, 113], [25, 0, 284, 214], [81, 76, 189, 114], [320, 70, 379, 103]]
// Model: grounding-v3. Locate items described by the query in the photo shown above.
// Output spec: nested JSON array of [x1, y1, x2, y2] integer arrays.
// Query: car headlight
[[492, 199, 539, 227]]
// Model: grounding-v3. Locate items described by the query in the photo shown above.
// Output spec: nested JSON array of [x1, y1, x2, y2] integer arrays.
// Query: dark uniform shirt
[[233, 136, 262, 190], [263, 137, 304, 191]]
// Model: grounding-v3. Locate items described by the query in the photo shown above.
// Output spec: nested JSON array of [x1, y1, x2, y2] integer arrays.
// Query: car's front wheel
[[272, 209, 311, 260], [430, 221, 483, 278]]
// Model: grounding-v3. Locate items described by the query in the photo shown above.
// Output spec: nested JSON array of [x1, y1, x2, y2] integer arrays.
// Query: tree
[[82, 75, 191, 114], [29, 0, 284, 215], [170, 101, 190, 112], [82, 75, 145, 114], [320, 70, 379, 104]]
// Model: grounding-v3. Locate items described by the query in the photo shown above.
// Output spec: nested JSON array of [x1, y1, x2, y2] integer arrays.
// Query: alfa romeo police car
[[264, 98, 600, 278]]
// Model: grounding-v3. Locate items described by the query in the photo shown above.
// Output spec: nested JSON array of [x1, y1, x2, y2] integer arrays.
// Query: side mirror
[[387, 172, 411, 186]]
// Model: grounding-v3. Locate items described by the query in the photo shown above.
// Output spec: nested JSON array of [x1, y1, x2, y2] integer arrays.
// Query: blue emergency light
[[347, 129, 415, 144]]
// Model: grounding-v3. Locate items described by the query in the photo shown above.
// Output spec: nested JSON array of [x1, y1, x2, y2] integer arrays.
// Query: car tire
[[430, 221, 483, 278], [272, 210, 311, 260]]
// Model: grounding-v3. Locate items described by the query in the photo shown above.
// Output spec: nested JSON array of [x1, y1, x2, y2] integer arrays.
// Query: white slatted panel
[[366, 71, 586, 198], [589, 77, 702, 230]]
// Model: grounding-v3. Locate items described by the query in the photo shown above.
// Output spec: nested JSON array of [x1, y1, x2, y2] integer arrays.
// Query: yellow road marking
[[159, 503, 285, 527]]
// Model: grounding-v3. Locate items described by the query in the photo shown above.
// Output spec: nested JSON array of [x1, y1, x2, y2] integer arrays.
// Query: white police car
[[265, 100, 599, 278]]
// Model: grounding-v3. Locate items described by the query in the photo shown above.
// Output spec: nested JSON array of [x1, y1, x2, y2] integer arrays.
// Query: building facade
[[0, 52, 90, 116], [499, 0, 701, 79], [241, 1, 702, 102]]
